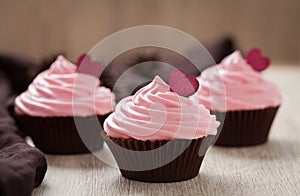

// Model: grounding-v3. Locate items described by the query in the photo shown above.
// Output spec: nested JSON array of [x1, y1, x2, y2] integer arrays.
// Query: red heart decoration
[[76, 54, 102, 77], [169, 69, 199, 97], [246, 48, 270, 72], [76, 54, 87, 66]]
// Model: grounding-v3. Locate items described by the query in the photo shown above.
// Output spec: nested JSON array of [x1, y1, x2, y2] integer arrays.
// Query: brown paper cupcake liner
[[213, 106, 280, 147], [15, 114, 109, 154], [102, 133, 215, 183]]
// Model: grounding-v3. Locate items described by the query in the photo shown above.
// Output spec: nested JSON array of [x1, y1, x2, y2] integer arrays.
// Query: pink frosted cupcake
[[193, 50, 282, 146], [14, 55, 115, 154], [103, 76, 219, 182]]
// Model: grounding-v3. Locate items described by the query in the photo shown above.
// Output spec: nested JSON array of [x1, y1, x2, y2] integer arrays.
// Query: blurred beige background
[[0, 0, 299, 64]]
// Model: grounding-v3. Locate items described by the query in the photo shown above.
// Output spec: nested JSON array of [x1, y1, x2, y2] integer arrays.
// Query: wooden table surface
[[32, 66, 300, 196]]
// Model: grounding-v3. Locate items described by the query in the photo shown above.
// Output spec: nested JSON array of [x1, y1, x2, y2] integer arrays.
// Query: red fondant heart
[[169, 69, 199, 97], [76, 54, 102, 77], [246, 48, 270, 72], [76, 54, 87, 66]]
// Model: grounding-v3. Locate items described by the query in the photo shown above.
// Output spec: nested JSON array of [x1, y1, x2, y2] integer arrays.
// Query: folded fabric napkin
[[0, 56, 47, 196]]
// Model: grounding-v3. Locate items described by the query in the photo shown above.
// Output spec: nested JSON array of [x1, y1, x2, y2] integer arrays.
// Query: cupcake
[[102, 75, 219, 182], [14, 55, 115, 154], [193, 50, 282, 146]]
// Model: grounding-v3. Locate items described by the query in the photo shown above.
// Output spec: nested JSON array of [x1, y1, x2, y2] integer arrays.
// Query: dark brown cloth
[[0, 56, 47, 196], [100, 37, 235, 101]]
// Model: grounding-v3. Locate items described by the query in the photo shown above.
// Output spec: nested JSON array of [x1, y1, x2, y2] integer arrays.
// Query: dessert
[[14, 55, 115, 154], [194, 50, 282, 146], [103, 75, 219, 182]]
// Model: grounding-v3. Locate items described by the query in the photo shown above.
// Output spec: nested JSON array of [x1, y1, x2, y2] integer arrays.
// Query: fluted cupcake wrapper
[[213, 106, 280, 147], [102, 132, 215, 183], [15, 114, 109, 154]]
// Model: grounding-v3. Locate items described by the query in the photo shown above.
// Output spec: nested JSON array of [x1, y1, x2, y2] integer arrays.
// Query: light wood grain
[[32, 66, 300, 196]]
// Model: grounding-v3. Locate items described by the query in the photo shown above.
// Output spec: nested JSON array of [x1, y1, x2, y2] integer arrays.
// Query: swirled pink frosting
[[15, 55, 115, 117], [104, 76, 219, 141], [194, 51, 282, 112]]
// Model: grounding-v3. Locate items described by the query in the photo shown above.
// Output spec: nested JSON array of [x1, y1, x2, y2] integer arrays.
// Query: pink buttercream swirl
[[104, 76, 219, 141], [194, 50, 282, 111], [15, 55, 115, 117]]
